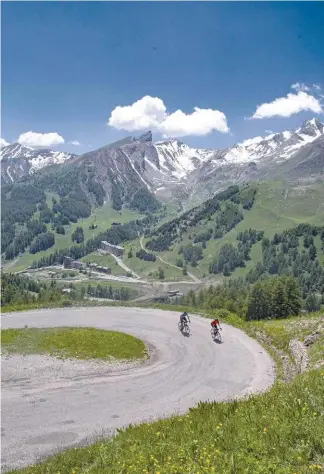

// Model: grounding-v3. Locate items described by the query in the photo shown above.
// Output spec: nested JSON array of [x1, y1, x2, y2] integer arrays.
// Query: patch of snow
[[145, 156, 166, 175], [29, 151, 73, 173], [155, 140, 214, 179], [239, 136, 263, 147], [7, 166, 14, 182], [282, 131, 292, 139]]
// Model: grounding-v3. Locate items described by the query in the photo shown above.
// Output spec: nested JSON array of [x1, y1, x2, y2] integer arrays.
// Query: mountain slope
[[274, 135, 324, 179], [224, 118, 324, 165], [1, 132, 165, 265], [2, 118, 323, 194], [101, 118, 324, 203], [2, 119, 324, 270], [185, 118, 324, 201]]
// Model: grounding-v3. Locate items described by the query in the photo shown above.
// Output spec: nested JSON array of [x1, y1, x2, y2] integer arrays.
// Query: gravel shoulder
[[1, 307, 275, 472]]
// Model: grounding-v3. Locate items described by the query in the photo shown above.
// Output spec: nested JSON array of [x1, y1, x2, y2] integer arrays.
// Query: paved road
[[1, 307, 275, 471]]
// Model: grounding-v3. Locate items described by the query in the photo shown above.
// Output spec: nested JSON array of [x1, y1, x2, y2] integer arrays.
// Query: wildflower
[[263, 427, 267, 433]]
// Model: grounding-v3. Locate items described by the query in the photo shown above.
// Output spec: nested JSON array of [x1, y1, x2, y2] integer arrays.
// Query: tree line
[[29, 232, 55, 254], [72, 227, 84, 244], [180, 275, 304, 320], [209, 228, 264, 276], [1, 273, 64, 307], [1, 272, 136, 307], [246, 224, 324, 300], [246, 276, 302, 320], [85, 284, 134, 301], [145, 184, 257, 252], [135, 249, 156, 262], [179, 244, 203, 267]]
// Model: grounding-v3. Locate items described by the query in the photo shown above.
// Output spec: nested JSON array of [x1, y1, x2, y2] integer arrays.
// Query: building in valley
[[100, 241, 124, 257]]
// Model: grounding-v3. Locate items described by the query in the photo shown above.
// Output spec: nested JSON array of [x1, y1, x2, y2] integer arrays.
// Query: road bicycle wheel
[[183, 324, 190, 336]]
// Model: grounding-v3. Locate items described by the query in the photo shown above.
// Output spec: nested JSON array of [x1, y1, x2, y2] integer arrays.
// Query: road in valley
[[1, 307, 275, 472]]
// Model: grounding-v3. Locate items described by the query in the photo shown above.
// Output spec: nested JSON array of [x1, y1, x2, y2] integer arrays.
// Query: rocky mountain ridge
[[1, 118, 323, 205]]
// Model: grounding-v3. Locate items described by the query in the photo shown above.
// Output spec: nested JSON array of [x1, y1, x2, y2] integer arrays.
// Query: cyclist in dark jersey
[[180, 311, 190, 329]]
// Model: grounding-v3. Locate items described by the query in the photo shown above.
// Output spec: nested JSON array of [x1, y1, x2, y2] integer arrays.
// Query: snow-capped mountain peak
[[126, 118, 324, 190], [222, 119, 324, 165], [297, 118, 324, 138], [154, 139, 214, 179], [0, 143, 34, 160], [2, 117, 323, 192], [0, 143, 76, 184]]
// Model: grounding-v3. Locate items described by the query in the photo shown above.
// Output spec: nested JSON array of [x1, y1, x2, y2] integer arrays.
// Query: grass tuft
[[1, 327, 147, 361]]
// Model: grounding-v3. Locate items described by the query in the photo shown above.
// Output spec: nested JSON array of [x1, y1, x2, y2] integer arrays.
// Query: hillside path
[[139, 236, 201, 283]]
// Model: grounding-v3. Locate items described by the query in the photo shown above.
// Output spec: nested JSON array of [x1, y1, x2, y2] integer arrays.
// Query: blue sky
[[2, 2, 324, 153]]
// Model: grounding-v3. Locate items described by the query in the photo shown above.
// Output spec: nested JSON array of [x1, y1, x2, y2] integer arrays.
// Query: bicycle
[[178, 320, 190, 336], [211, 326, 222, 342]]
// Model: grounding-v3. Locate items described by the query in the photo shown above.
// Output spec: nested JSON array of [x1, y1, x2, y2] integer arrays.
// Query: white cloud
[[109, 96, 167, 132], [265, 129, 273, 134], [160, 107, 228, 137], [251, 91, 323, 120], [108, 95, 229, 137], [18, 131, 65, 148], [292, 82, 322, 94], [291, 82, 310, 92], [69, 140, 81, 146], [0, 138, 10, 148]]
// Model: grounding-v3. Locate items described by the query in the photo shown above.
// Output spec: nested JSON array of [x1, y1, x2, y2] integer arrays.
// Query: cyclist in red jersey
[[211, 318, 221, 330]]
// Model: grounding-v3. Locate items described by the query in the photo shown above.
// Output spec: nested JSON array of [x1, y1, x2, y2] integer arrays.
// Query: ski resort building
[[100, 241, 124, 257]]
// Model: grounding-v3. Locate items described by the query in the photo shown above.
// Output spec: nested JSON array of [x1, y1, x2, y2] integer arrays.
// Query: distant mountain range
[[1, 118, 324, 205], [0, 144, 76, 184]]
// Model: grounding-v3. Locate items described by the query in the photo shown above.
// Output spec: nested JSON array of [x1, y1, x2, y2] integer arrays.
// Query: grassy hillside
[[122, 241, 185, 281], [4, 202, 141, 272], [4, 179, 324, 284], [122, 180, 324, 281], [62, 179, 324, 284]]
